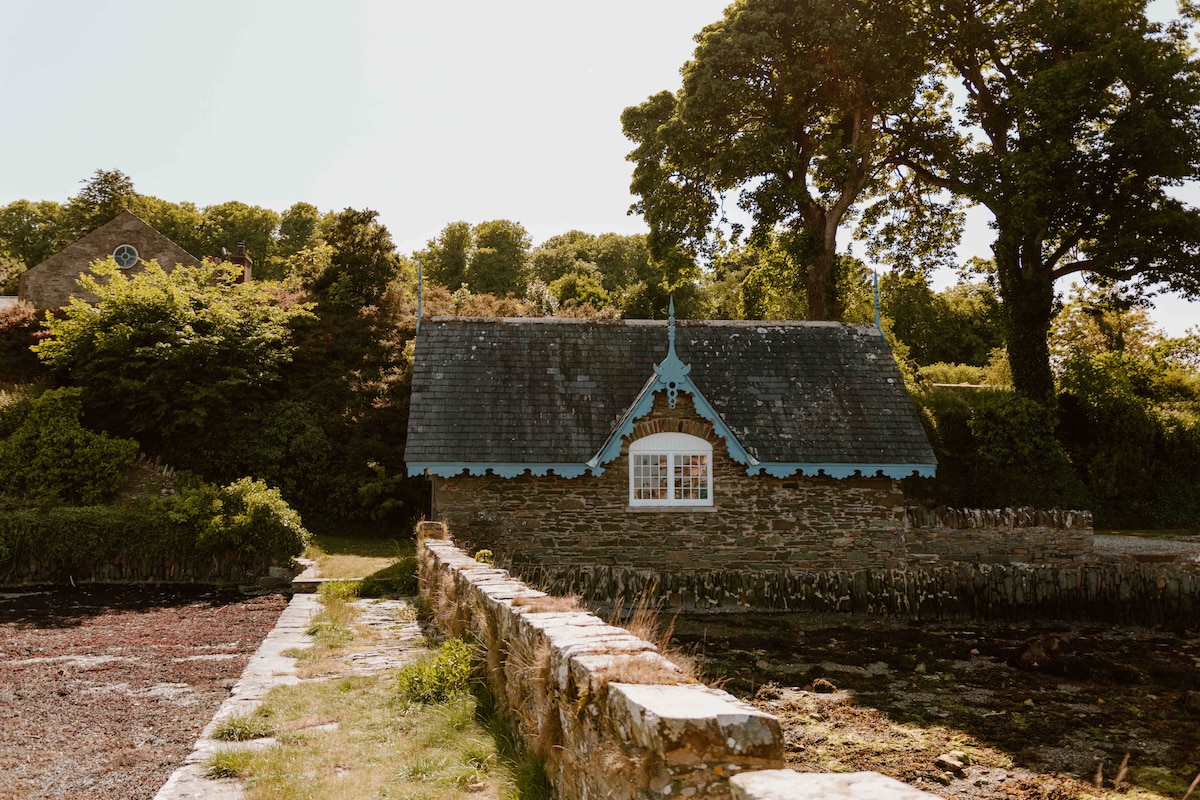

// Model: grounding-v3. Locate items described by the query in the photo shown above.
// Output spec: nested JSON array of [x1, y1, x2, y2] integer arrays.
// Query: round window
[[113, 244, 139, 269]]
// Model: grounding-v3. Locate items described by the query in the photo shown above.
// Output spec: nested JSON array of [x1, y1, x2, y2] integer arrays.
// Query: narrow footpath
[[153, 577, 429, 800]]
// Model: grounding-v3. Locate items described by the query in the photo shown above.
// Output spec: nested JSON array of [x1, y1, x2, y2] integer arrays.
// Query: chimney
[[224, 241, 253, 283]]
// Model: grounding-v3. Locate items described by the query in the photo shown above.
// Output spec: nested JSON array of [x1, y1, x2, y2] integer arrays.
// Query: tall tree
[[416, 220, 531, 297], [622, 0, 947, 320], [0, 199, 65, 268], [318, 208, 401, 307], [468, 219, 531, 296], [197, 201, 281, 263], [910, 0, 1200, 401], [62, 169, 138, 240], [416, 221, 472, 289]]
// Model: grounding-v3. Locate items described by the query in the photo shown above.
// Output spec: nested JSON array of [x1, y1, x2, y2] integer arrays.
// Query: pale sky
[[1, 0, 1195, 335]]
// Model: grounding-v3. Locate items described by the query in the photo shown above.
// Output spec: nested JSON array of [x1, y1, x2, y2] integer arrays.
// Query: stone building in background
[[17, 210, 252, 310]]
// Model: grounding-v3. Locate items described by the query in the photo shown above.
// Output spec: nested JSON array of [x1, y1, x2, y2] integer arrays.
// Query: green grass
[[205, 652, 552, 799], [304, 534, 418, 594], [212, 712, 276, 742]]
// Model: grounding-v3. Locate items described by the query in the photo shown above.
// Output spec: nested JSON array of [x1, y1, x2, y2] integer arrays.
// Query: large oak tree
[[912, 0, 1200, 401], [622, 0, 948, 320]]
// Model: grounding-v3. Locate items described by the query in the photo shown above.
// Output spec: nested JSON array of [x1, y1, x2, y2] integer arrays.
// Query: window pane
[[633, 453, 669, 500], [673, 453, 709, 501]]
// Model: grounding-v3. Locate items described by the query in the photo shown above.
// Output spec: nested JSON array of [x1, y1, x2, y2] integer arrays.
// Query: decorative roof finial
[[667, 296, 677, 357], [654, 295, 690, 408]]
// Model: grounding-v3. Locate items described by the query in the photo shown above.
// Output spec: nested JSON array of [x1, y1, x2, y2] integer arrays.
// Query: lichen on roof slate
[[405, 317, 936, 470]]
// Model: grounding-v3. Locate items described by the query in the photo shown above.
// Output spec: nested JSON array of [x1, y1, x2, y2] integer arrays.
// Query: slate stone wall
[[432, 393, 908, 573], [905, 507, 1094, 565]]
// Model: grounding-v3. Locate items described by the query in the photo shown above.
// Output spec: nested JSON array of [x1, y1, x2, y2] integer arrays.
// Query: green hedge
[[0, 479, 309, 582]]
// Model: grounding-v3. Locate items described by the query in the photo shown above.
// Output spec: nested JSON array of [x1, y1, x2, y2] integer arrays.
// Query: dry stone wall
[[417, 522, 938, 800], [2, 554, 284, 587], [516, 561, 1199, 623], [906, 507, 1093, 565]]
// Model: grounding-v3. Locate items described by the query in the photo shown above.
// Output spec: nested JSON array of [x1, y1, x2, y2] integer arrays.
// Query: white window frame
[[628, 432, 713, 507]]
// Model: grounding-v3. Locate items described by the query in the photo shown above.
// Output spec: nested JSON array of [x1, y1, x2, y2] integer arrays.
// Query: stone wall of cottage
[[433, 393, 908, 574]]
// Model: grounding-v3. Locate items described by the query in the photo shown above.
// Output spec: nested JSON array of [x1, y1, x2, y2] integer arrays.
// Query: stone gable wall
[[432, 393, 908, 574], [18, 213, 201, 310]]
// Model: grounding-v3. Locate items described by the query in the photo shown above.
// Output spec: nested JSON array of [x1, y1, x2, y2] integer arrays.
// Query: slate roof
[[405, 317, 936, 477]]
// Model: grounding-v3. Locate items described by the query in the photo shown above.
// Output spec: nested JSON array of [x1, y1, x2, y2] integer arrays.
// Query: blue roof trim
[[589, 303, 756, 469], [748, 463, 937, 479], [408, 463, 594, 479]]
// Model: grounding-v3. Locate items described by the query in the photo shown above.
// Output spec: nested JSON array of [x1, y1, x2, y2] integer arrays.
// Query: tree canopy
[[909, 0, 1200, 401], [622, 0, 950, 320], [416, 220, 531, 297], [33, 259, 313, 455]]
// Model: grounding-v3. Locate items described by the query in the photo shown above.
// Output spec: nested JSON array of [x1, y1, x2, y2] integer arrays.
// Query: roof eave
[[747, 463, 937, 479]]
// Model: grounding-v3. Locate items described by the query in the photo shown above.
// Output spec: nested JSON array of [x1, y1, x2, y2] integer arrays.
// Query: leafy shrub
[[395, 639, 474, 704], [0, 383, 39, 439], [905, 387, 1090, 510], [0, 387, 138, 504], [167, 477, 309, 562], [917, 362, 987, 386]]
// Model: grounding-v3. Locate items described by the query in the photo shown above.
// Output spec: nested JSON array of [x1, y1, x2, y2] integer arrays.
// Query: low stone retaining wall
[[417, 522, 939, 800], [0, 556, 281, 587], [514, 561, 1199, 623], [905, 507, 1093, 565]]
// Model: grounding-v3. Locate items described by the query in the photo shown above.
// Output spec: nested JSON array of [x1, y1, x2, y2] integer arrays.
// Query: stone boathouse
[[405, 310, 937, 584]]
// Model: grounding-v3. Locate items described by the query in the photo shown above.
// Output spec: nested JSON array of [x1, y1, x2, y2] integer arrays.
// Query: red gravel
[[0, 586, 288, 800]]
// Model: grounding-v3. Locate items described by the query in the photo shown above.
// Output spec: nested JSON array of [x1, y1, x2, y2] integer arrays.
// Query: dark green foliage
[[882, 271, 1004, 366], [33, 259, 312, 457], [0, 301, 47, 382], [316, 208, 402, 308], [922, 1, 1200, 401], [0, 388, 139, 505], [1056, 354, 1200, 529], [904, 388, 1090, 510], [395, 639, 474, 704]]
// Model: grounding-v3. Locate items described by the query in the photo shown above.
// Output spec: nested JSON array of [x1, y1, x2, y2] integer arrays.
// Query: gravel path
[[1092, 534, 1200, 556]]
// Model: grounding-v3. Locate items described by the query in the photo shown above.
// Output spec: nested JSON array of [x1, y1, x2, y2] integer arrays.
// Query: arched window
[[629, 432, 713, 507]]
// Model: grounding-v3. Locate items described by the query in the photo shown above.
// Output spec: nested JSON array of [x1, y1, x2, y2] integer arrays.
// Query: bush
[[395, 639, 474, 704], [0, 478, 310, 580], [0, 387, 139, 504], [917, 362, 986, 386], [167, 477, 309, 562], [905, 387, 1090, 510]]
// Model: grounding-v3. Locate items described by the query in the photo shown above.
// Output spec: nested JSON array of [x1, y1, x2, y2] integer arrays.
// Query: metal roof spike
[[654, 295, 691, 408]]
